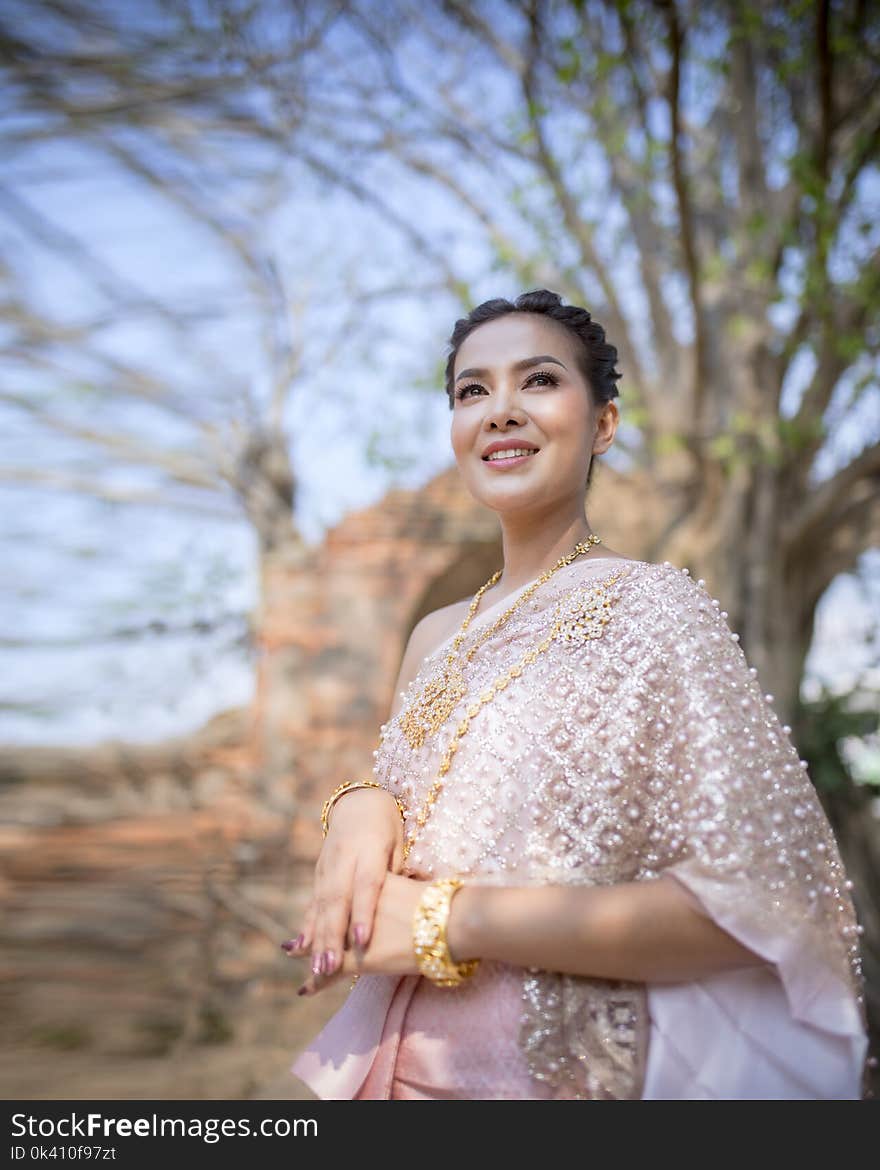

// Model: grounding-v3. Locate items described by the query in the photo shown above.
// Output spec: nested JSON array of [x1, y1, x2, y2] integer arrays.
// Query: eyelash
[[454, 370, 560, 401]]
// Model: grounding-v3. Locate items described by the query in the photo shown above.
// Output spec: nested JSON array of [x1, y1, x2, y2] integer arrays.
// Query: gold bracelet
[[320, 779, 407, 840], [412, 877, 481, 987]]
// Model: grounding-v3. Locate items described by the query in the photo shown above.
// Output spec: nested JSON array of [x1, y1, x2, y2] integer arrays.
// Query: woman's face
[[450, 313, 616, 516]]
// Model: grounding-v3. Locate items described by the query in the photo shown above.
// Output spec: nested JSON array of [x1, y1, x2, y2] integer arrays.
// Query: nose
[[483, 382, 528, 431]]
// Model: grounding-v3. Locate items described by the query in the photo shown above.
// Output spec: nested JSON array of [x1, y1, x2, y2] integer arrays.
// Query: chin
[[464, 484, 545, 514]]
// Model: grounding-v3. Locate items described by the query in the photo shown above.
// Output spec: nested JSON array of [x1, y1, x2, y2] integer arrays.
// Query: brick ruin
[[0, 460, 666, 1098]]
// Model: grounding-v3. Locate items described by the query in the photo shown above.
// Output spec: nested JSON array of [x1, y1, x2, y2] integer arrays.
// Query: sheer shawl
[[293, 556, 869, 1099]]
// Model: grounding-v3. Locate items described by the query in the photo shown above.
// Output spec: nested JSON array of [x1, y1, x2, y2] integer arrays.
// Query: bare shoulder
[[408, 596, 473, 659]]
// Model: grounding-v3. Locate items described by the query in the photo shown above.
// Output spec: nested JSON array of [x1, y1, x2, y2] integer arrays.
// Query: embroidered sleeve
[[643, 563, 869, 1048], [513, 562, 869, 1097]]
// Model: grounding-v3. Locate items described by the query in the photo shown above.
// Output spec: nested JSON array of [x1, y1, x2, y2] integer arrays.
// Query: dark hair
[[443, 288, 622, 489]]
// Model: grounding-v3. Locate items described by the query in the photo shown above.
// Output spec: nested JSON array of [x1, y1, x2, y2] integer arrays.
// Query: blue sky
[[1, 4, 878, 783]]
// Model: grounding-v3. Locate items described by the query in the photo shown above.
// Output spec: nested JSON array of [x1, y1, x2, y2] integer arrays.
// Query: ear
[[592, 400, 619, 455]]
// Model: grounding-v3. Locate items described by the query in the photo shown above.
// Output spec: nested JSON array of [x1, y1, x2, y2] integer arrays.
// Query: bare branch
[[5, 338, 227, 428], [291, 144, 464, 297], [0, 391, 221, 490], [816, 0, 833, 185], [799, 478, 880, 610], [729, 19, 769, 222], [0, 464, 240, 518], [788, 256, 880, 472], [0, 182, 176, 321], [783, 439, 880, 559], [612, 2, 680, 371], [515, 4, 646, 394], [660, 0, 709, 423], [834, 104, 880, 225], [439, 0, 527, 77], [380, 144, 585, 301]]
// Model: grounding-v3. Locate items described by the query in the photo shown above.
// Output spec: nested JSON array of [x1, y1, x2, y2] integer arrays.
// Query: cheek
[[537, 396, 590, 447], [450, 415, 473, 461]]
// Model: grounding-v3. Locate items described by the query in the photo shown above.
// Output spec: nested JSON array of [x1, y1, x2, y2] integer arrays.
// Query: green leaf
[[726, 312, 753, 339], [556, 61, 579, 85], [798, 686, 880, 793], [744, 210, 768, 237], [833, 332, 865, 363], [745, 255, 774, 283], [654, 431, 688, 456], [708, 433, 737, 461]]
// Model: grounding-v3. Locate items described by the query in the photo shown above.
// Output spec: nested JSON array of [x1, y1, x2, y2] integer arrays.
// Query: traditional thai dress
[[291, 555, 870, 1099]]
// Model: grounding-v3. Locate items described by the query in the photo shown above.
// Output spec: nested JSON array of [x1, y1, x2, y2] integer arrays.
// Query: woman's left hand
[[283, 873, 434, 996]]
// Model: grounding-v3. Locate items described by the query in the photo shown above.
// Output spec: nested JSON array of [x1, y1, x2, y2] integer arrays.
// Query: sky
[[1, 1, 878, 785]]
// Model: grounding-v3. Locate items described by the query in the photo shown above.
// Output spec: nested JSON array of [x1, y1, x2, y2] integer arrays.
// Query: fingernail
[[354, 924, 367, 948], [312, 953, 322, 975], [325, 949, 336, 974], [297, 986, 308, 996], [280, 941, 294, 953]]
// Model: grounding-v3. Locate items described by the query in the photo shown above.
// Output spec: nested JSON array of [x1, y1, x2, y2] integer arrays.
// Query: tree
[[288, 0, 880, 718], [0, 0, 457, 777], [2, 0, 878, 728], [2, 0, 878, 1091]]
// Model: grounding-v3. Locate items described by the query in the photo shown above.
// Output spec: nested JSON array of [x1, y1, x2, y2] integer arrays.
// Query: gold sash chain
[[348, 564, 628, 989], [398, 535, 603, 752], [401, 567, 628, 864]]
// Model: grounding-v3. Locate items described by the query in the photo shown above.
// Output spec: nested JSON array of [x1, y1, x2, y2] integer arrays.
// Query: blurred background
[[0, 0, 878, 1099]]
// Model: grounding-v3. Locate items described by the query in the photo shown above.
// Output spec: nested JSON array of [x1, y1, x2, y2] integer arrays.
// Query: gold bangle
[[320, 780, 407, 840], [412, 877, 481, 987]]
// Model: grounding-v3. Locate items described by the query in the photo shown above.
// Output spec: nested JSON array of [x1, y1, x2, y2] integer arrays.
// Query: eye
[[454, 382, 485, 400], [454, 370, 559, 401], [526, 370, 559, 388]]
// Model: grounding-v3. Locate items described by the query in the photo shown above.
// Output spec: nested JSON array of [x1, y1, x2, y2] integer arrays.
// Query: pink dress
[[292, 557, 870, 1099]]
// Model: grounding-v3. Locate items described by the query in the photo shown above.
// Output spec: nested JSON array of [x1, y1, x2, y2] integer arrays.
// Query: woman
[[286, 290, 871, 1100]]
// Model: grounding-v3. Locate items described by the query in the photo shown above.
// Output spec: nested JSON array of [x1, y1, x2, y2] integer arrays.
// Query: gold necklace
[[401, 562, 629, 863], [398, 534, 603, 752], [350, 551, 625, 988]]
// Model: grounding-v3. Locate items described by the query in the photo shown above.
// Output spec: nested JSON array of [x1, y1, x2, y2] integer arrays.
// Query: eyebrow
[[454, 354, 568, 383]]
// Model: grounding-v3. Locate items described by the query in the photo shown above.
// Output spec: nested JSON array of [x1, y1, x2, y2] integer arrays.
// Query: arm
[[447, 873, 769, 984], [291, 868, 769, 995], [295, 605, 462, 973]]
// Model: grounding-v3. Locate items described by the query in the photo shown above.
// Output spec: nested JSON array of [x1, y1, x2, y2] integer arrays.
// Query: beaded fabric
[[292, 556, 870, 1100]]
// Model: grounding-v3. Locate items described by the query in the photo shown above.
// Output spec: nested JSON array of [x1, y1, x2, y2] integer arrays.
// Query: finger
[[312, 852, 357, 978], [292, 896, 318, 952], [296, 950, 354, 997], [347, 860, 386, 950], [280, 932, 310, 956]]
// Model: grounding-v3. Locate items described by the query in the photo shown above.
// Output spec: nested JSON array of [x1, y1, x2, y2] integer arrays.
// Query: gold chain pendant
[[399, 657, 466, 751], [398, 534, 604, 753], [352, 561, 625, 989], [400, 564, 629, 864]]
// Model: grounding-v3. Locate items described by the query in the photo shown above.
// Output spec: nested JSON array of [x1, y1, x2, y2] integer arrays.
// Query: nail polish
[[297, 986, 307, 996], [354, 924, 367, 948], [324, 949, 336, 974], [280, 940, 295, 953], [312, 953, 322, 975]]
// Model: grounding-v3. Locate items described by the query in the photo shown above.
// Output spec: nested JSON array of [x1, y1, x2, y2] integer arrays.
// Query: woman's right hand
[[294, 787, 406, 977]]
